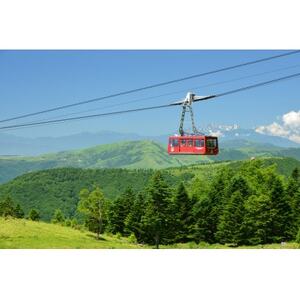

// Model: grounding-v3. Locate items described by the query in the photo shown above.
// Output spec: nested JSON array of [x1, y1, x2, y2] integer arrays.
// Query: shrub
[[128, 233, 137, 244], [28, 209, 40, 221], [296, 228, 300, 243], [64, 218, 71, 227]]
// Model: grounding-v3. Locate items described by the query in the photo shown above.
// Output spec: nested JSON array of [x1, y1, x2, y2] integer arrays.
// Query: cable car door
[[169, 138, 179, 154]]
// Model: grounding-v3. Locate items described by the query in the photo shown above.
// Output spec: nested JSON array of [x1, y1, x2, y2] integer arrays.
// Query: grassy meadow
[[0, 218, 145, 249], [1, 218, 299, 249]]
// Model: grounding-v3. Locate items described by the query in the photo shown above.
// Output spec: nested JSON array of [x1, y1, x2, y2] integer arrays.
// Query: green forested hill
[[0, 168, 190, 220], [0, 157, 299, 221], [0, 140, 207, 183], [1, 139, 300, 184]]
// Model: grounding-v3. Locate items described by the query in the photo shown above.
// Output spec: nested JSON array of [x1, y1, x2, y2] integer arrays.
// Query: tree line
[[0, 196, 40, 221], [1, 160, 300, 248], [74, 161, 300, 248]]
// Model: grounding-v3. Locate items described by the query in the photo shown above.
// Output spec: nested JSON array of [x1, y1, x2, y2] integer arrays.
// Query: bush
[[187, 241, 198, 249], [28, 209, 40, 221], [71, 218, 78, 228], [198, 241, 210, 248], [296, 228, 300, 243], [128, 233, 137, 244], [64, 218, 71, 227], [51, 209, 65, 224]]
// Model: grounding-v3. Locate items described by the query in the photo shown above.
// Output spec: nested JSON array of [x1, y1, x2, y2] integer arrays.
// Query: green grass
[[0, 218, 145, 249], [1, 218, 299, 249], [161, 242, 300, 249]]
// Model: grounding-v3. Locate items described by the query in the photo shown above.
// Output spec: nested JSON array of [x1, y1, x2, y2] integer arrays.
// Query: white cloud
[[209, 130, 224, 137], [289, 134, 300, 143], [255, 110, 300, 144], [255, 122, 290, 137], [282, 111, 300, 129]]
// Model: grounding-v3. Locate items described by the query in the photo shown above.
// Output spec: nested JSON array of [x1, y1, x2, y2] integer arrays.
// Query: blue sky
[[1, 50, 300, 137]]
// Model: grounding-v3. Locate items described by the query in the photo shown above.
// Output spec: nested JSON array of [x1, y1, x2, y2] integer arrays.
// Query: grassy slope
[[0, 140, 209, 183], [1, 218, 298, 249], [169, 156, 300, 178], [0, 218, 143, 249]]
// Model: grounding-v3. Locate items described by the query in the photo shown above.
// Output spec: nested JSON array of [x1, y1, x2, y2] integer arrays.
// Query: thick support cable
[[0, 72, 300, 131], [0, 50, 299, 124]]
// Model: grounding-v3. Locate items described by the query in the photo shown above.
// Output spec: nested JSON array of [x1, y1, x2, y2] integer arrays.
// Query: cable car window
[[170, 139, 179, 147], [188, 140, 193, 147], [206, 138, 217, 148], [195, 139, 204, 147], [181, 139, 187, 146]]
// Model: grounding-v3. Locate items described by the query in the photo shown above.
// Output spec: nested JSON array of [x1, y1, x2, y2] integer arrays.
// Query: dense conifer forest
[[1, 158, 300, 248]]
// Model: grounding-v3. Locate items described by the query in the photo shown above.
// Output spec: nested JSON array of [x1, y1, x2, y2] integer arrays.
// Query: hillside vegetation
[[1, 157, 300, 248], [0, 218, 142, 249], [1, 139, 300, 183], [0, 141, 205, 183], [0, 218, 298, 249], [0, 157, 299, 221], [0, 168, 189, 220]]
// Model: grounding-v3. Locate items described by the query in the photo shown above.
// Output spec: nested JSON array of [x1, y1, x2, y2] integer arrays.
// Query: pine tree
[[286, 168, 300, 201], [141, 171, 172, 248], [225, 175, 250, 199], [14, 204, 25, 219], [215, 191, 246, 246], [107, 187, 135, 235], [197, 169, 230, 243], [77, 186, 107, 239], [268, 175, 293, 242], [0, 196, 16, 217], [28, 209, 40, 221], [192, 196, 215, 243], [286, 168, 300, 237], [243, 194, 275, 245], [291, 167, 300, 182], [124, 192, 146, 242], [172, 182, 195, 243], [292, 189, 300, 231]]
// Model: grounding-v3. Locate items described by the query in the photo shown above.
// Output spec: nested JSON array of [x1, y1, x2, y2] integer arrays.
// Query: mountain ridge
[[0, 139, 300, 184], [0, 127, 298, 156]]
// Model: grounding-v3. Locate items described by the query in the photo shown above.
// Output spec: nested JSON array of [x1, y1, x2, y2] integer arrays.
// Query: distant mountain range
[[0, 139, 300, 184], [0, 126, 299, 156]]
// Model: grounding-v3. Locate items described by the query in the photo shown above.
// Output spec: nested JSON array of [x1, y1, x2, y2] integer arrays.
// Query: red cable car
[[167, 92, 219, 155], [168, 135, 219, 155]]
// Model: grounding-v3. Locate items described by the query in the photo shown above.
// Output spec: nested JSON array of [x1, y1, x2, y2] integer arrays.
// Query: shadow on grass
[[86, 233, 107, 241]]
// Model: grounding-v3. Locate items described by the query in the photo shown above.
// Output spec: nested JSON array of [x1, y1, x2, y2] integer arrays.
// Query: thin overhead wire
[[15, 63, 300, 124], [215, 72, 300, 98], [1, 72, 300, 131], [1, 50, 300, 124]]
